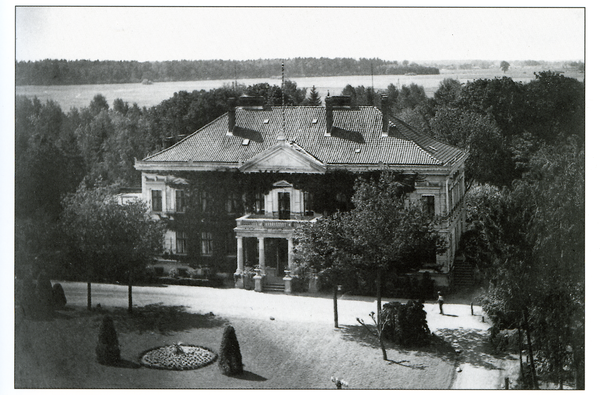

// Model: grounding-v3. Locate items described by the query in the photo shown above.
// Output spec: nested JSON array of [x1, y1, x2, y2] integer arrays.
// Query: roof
[[140, 105, 467, 170]]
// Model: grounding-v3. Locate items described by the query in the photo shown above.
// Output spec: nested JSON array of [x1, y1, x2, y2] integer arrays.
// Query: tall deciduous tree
[[294, 213, 350, 328], [500, 61, 510, 73], [61, 183, 165, 312], [478, 138, 584, 388], [295, 172, 445, 360]]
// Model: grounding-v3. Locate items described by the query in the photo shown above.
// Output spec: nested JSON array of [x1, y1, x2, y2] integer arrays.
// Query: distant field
[[16, 67, 584, 111]]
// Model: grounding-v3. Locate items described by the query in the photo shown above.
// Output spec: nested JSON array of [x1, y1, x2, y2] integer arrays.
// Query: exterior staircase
[[263, 282, 285, 293], [452, 258, 474, 288], [263, 277, 285, 293]]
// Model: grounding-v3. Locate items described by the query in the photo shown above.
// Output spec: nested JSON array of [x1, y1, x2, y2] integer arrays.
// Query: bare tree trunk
[[87, 282, 92, 310], [376, 268, 387, 360], [376, 268, 382, 321], [518, 327, 524, 381], [523, 309, 539, 390], [333, 285, 338, 328]]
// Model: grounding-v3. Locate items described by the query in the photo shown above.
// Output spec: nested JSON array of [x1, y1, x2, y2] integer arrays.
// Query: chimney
[[381, 94, 389, 137], [227, 97, 236, 136], [238, 95, 264, 109], [325, 96, 333, 137], [325, 96, 351, 137]]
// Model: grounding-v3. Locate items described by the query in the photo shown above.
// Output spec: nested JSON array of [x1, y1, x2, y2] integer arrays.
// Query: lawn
[[15, 303, 458, 389]]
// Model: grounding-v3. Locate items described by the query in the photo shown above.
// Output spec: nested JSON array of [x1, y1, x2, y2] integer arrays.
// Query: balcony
[[235, 213, 321, 232]]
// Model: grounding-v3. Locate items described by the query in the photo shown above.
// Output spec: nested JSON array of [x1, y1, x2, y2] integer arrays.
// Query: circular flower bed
[[140, 343, 217, 370]]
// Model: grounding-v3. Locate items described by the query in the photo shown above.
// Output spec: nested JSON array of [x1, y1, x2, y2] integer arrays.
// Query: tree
[[500, 61, 510, 73], [294, 213, 350, 328], [396, 83, 428, 110], [96, 315, 121, 365], [219, 325, 243, 376], [304, 85, 322, 106], [433, 78, 462, 107], [296, 172, 445, 360], [60, 183, 165, 312], [477, 139, 584, 388]]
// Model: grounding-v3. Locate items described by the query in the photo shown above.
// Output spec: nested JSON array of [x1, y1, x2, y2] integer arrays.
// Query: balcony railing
[[236, 213, 321, 230]]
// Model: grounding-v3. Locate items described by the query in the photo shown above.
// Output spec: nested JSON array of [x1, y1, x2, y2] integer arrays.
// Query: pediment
[[239, 143, 325, 174]]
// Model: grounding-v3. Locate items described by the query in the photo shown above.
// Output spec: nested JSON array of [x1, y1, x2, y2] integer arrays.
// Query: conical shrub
[[96, 315, 120, 365], [52, 283, 67, 308], [218, 325, 243, 376]]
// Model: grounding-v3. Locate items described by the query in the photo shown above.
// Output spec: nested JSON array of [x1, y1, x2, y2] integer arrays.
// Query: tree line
[[15, 57, 439, 86]]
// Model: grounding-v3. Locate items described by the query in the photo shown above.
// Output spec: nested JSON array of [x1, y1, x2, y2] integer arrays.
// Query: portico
[[234, 212, 320, 284]]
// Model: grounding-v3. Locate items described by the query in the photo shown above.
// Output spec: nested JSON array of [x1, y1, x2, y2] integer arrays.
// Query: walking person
[[438, 291, 444, 315]]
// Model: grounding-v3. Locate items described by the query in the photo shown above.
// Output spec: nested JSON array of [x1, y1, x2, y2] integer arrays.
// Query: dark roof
[[142, 106, 467, 168]]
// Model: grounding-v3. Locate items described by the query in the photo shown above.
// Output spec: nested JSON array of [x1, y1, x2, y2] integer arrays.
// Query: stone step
[[263, 283, 285, 293]]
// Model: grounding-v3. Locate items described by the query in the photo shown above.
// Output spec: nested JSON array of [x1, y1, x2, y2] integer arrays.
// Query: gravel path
[[58, 281, 520, 389]]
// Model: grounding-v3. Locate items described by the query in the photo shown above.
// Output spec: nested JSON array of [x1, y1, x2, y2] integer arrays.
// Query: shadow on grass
[[110, 304, 229, 335], [47, 304, 228, 335], [434, 327, 517, 370], [386, 358, 428, 370], [113, 359, 142, 369], [232, 371, 268, 382], [339, 324, 459, 366]]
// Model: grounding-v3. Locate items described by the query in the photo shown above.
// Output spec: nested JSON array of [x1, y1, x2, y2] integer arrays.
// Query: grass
[[15, 303, 458, 389]]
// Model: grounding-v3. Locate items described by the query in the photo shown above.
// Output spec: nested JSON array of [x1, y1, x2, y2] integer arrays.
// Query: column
[[258, 237, 265, 272], [234, 236, 244, 289], [235, 236, 244, 274], [287, 237, 294, 271]]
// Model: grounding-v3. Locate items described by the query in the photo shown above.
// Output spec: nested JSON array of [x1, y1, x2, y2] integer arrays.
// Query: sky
[[14, 5, 585, 63]]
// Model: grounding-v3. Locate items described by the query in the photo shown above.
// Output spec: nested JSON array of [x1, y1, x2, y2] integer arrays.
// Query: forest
[[15, 57, 439, 86], [15, 71, 584, 388]]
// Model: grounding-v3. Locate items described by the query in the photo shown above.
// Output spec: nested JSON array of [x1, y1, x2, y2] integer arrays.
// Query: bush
[[381, 300, 431, 347], [489, 327, 520, 353], [52, 283, 67, 308], [218, 325, 243, 376], [96, 315, 121, 365]]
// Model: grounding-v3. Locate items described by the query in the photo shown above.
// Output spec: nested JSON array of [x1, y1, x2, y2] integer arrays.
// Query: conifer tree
[[96, 315, 121, 365], [218, 325, 243, 376]]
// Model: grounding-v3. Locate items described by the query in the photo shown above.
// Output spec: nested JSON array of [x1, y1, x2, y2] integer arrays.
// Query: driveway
[[57, 281, 520, 389]]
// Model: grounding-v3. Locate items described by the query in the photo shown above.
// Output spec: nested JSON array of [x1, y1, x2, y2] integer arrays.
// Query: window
[[422, 195, 435, 216], [201, 232, 213, 255], [175, 190, 185, 213], [303, 191, 314, 216], [278, 192, 290, 220], [227, 191, 240, 214], [200, 191, 209, 213], [254, 191, 265, 214], [151, 190, 162, 212], [176, 231, 188, 254]]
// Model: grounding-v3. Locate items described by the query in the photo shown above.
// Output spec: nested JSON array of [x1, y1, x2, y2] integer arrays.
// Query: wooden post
[[504, 377, 509, 389], [471, 302, 474, 315]]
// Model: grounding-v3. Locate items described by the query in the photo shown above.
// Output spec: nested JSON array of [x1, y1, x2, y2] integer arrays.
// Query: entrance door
[[265, 238, 288, 283], [278, 192, 290, 220]]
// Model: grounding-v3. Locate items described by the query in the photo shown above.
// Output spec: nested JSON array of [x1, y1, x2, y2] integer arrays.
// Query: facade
[[134, 95, 468, 289]]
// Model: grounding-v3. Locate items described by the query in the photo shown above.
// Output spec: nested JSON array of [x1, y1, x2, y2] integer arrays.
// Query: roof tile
[[143, 106, 467, 168]]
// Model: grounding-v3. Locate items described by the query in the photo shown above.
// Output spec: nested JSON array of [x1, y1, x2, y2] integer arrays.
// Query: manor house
[[134, 95, 468, 290]]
